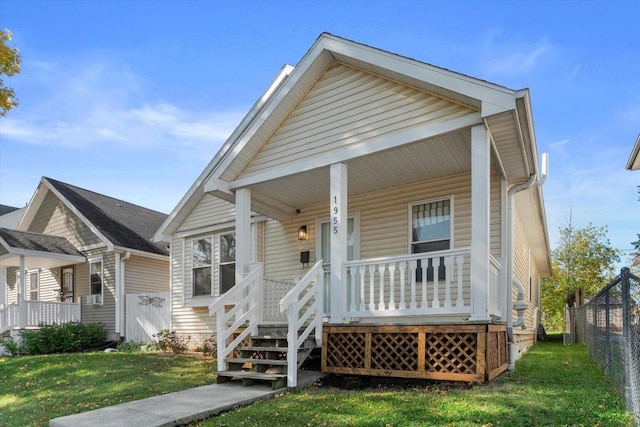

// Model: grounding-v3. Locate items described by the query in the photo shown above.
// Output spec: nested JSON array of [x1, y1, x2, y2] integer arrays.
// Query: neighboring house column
[[18, 255, 25, 303], [330, 162, 347, 324], [235, 188, 251, 284], [470, 124, 491, 321], [0, 266, 6, 307]]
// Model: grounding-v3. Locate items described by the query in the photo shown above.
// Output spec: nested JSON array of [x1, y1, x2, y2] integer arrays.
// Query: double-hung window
[[192, 232, 236, 297], [29, 271, 39, 301], [410, 198, 452, 281], [192, 237, 213, 296], [90, 260, 103, 296]]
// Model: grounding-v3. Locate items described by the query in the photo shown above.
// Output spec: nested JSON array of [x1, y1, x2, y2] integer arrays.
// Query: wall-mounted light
[[297, 225, 308, 241]]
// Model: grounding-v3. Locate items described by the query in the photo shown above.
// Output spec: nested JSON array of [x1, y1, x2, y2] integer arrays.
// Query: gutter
[[116, 251, 131, 336], [506, 153, 548, 369]]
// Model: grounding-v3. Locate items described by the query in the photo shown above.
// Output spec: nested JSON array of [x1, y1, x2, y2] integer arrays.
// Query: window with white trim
[[90, 260, 103, 296], [192, 232, 236, 297], [29, 271, 39, 301], [410, 198, 452, 281], [410, 198, 451, 253], [219, 233, 236, 294]]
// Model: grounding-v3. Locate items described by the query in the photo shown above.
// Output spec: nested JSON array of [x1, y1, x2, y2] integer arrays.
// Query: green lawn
[[0, 352, 216, 427], [200, 335, 634, 427], [1, 337, 634, 427]]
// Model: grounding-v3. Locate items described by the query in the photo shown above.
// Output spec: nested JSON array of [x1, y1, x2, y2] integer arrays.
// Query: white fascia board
[[515, 89, 538, 176], [319, 34, 517, 116], [2, 248, 85, 264], [16, 178, 49, 231], [77, 242, 108, 252], [626, 134, 640, 171], [154, 65, 295, 241], [41, 178, 114, 251], [231, 111, 482, 189], [112, 246, 169, 261]]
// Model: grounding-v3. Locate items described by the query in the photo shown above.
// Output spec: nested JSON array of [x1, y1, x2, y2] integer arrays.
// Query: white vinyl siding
[[178, 195, 236, 233], [124, 255, 169, 294], [27, 189, 102, 247], [80, 252, 117, 338], [237, 63, 476, 179]]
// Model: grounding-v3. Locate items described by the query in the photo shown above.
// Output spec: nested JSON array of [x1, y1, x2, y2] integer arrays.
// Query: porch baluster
[[456, 255, 465, 307], [349, 267, 357, 312], [409, 259, 417, 310], [358, 265, 366, 311], [377, 264, 386, 311], [444, 256, 453, 309], [420, 257, 428, 309], [432, 257, 441, 308], [399, 261, 406, 310], [368, 264, 375, 311], [388, 264, 396, 310]]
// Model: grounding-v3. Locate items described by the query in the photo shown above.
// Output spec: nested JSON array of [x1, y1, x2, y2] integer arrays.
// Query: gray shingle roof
[[0, 205, 20, 216], [45, 178, 169, 256], [0, 227, 84, 257]]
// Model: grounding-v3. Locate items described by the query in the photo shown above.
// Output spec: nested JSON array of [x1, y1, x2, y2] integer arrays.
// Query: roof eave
[[626, 134, 640, 171]]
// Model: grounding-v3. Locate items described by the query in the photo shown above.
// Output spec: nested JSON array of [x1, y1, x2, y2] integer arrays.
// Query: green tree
[[541, 216, 620, 330], [0, 28, 21, 116]]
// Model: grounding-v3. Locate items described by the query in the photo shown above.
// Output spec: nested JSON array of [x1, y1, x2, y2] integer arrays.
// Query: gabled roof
[[627, 133, 640, 171], [0, 227, 86, 268], [154, 32, 540, 242], [20, 178, 168, 256]]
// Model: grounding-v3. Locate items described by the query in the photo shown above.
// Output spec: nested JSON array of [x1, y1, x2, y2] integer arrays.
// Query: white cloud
[[477, 32, 555, 80], [0, 56, 246, 153]]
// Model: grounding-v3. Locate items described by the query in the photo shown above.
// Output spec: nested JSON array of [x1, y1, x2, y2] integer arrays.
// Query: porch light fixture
[[297, 225, 308, 241]]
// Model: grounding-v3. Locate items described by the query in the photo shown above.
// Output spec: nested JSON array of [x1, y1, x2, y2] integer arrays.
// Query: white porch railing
[[210, 263, 264, 372], [280, 259, 324, 388], [344, 248, 471, 318], [0, 301, 81, 334]]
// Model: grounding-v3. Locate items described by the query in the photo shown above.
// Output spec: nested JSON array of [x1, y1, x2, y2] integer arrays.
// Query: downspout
[[506, 153, 548, 369], [118, 251, 131, 337]]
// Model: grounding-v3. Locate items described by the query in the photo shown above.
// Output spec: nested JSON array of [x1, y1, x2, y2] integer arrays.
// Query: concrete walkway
[[49, 370, 324, 427]]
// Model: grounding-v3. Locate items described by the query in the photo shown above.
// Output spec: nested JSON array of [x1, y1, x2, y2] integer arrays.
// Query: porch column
[[330, 162, 347, 324], [18, 255, 25, 303], [235, 187, 252, 284], [470, 124, 491, 321]]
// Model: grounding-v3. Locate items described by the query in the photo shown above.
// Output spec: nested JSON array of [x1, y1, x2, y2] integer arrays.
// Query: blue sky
[[0, 0, 638, 264]]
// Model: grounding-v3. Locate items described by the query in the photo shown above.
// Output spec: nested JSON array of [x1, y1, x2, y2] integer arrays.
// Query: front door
[[61, 267, 74, 302], [318, 216, 358, 314]]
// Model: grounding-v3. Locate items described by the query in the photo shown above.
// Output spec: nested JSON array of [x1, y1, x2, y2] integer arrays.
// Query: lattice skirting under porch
[[322, 324, 507, 382]]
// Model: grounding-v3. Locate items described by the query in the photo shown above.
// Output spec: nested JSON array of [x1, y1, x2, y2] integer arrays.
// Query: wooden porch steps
[[216, 324, 317, 389]]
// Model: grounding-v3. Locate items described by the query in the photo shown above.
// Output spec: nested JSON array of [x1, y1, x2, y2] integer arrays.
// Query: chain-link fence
[[565, 267, 640, 425]]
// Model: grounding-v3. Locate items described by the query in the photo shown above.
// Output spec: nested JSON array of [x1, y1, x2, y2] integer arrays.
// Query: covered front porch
[[0, 228, 85, 335]]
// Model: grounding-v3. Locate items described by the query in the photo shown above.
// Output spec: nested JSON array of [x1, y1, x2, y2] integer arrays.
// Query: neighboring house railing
[[344, 248, 471, 318], [210, 263, 264, 372], [280, 259, 324, 388], [0, 301, 81, 334]]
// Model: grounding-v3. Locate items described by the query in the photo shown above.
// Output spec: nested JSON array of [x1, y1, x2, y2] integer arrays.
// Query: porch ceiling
[[0, 253, 85, 269], [250, 129, 472, 210]]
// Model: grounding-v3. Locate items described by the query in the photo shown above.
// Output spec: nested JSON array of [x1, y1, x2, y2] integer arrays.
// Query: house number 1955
[[332, 196, 339, 234]]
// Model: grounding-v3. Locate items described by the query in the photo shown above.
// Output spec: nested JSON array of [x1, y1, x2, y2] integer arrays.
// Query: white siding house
[[155, 33, 551, 386]]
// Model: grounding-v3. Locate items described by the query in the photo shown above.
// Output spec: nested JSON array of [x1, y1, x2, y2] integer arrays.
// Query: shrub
[[116, 341, 142, 352], [0, 337, 21, 356], [21, 322, 106, 354], [198, 335, 217, 356], [153, 329, 190, 353]]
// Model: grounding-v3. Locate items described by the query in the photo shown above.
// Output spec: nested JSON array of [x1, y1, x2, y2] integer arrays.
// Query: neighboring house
[[627, 133, 640, 171], [0, 204, 26, 229], [0, 177, 170, 341], [154, 33, 551, 387]]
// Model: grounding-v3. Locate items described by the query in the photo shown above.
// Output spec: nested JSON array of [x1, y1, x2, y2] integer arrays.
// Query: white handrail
[[1, 301, 80, 333], [279, 259, 324, 388], [209, 263, 264, 372]]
